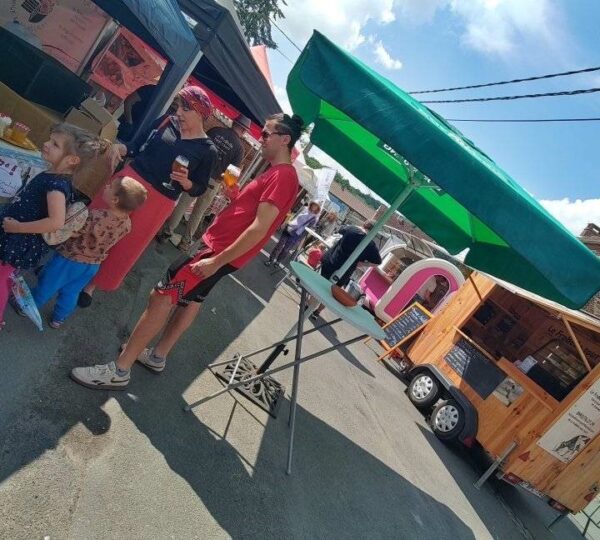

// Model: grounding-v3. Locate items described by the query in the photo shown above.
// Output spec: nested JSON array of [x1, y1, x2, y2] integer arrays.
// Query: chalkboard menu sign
[[382, 304, 431, 348], [444, 338, 506, 399]]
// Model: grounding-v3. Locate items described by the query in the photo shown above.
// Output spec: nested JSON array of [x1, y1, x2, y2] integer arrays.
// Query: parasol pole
[[332, 180, 419, 283]]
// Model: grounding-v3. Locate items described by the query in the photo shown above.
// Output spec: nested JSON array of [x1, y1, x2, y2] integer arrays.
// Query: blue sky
[[263, 0, 600, 233]]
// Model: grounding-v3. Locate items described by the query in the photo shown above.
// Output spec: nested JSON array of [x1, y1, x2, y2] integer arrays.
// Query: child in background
[[306, 242, 325, 269], [0, 124, 107, 330], [32, 177, 147, 328]]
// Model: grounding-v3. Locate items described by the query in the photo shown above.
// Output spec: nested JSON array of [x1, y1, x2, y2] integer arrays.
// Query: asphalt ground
[[0, 236, 593, 539]]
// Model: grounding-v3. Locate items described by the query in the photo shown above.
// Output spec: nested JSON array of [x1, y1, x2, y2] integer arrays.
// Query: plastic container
[[0, 113, 11, 137]]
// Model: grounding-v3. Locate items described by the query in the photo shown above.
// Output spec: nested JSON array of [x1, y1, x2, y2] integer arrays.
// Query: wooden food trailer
[[395, 271, 600, 513]]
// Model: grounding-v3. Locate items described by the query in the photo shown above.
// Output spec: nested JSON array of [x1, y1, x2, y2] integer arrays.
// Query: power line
[[422, 86, 600, 104], [270, 18, 302, 53], [447, 117, 600, 123], [410, 65, 600, 94], [274, 47, 294, 64]]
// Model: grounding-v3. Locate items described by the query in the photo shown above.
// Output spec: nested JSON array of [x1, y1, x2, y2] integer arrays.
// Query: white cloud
[[396, 0, 447, 24], [539, 198, 600, 235], [395, 0, 563, 58], [373, 41, 403, 70], [281, 0, 396, 51], [449, 0, 560, 57], [277, 0, 564, 65]]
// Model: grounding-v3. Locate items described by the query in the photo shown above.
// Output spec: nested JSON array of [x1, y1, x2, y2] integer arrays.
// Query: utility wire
[[274, 47, 294, 64], [410, 65, 600, 94], [422, 87, 600, 104], [447, 117, 600, 123], [270, 18, 303, 53]]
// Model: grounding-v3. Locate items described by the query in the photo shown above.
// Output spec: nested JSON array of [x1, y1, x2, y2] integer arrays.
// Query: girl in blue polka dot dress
[[0, 123, 108, 330]]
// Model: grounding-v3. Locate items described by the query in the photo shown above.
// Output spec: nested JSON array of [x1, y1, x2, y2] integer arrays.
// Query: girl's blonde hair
[[50, 123, 111, 172], [50, 123, 114, 195]]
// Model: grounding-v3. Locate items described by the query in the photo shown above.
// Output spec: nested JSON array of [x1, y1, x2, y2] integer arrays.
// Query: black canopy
[[178, 0, 281, 125], [93, 0, 198, 64]]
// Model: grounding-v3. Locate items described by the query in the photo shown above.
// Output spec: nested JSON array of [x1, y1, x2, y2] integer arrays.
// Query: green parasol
[[287, 31, 600, 309]]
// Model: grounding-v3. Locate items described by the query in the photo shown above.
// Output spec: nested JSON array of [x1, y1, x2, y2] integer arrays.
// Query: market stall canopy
[[178, 0, 282, 125], [287, 31, 600, 309], [93, 0, 198, 64]]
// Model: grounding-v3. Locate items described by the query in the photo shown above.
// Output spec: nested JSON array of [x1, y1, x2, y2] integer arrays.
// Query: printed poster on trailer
[[0, 0, 110, 73], [537, 377, 600, 463]]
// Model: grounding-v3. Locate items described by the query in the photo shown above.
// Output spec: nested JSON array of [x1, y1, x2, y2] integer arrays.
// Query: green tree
[[303, 154, 323, 170], [234, 0, 286, 48]]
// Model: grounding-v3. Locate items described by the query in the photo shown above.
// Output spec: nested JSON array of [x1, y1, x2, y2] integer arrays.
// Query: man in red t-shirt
[[71, 113, 304, 390]]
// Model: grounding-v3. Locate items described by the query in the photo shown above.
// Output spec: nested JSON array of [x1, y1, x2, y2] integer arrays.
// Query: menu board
[[382, 303, 431, 348], [0, 0, 110, 73], [444, 338, 505, 399], [537, 377, 600, 463]]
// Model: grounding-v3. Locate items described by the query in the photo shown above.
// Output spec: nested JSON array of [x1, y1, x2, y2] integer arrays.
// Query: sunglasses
[[261, 130, 285, 140]]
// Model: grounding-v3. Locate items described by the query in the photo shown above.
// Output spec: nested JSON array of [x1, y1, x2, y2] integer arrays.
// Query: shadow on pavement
[[415, 424, 584, 540], [1, 243, 474, 539], [316, 318, 376, 378]]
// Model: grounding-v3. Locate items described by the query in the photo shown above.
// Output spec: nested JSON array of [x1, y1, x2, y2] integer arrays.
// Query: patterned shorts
[[154, 243, 236, 306]]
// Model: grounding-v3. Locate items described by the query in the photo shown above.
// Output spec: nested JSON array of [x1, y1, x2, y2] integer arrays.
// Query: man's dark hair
[[267, 113, 305, 150]]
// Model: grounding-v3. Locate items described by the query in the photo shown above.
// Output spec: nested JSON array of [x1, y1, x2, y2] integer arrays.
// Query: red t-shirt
[[306, 247, 323, 269], [202, 163, 299, 268]]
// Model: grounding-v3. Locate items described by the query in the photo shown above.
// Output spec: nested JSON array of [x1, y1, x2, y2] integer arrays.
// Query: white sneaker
[[70, 361, 130, 390], [137, 348, 166, 374], [120, 344, 166, 374]]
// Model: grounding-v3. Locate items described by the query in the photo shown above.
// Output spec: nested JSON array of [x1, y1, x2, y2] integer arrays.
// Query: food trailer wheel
[[431, 399, 464, 441], [408, 373, 441, 410]]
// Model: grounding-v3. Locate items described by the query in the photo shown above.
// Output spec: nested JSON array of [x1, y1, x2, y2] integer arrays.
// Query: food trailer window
[[527, 340, 587, 401], [463, 300, 521, 359]]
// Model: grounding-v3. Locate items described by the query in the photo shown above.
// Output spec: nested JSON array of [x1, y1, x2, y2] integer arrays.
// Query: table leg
[[286, 288, 308, 475]]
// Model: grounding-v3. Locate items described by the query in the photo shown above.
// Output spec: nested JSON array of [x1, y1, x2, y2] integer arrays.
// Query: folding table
[[185, 261, 385, 474]]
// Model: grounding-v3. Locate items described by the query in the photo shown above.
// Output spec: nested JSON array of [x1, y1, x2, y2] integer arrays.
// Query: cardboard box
[[0, 81, 61, 147], [64, 98, 118, 141], [64, 99, 115, 199], [0, 83, 113, 199]]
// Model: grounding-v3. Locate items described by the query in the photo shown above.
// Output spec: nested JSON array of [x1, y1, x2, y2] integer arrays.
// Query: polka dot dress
[[0, 172, 71, 270]]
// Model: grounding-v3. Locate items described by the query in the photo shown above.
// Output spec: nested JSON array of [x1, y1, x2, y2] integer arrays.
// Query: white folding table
[[185, 262, 385, 474]]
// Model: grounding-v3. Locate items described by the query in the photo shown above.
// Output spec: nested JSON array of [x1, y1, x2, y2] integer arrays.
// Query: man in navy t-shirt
[[312, 220, 381, 320]]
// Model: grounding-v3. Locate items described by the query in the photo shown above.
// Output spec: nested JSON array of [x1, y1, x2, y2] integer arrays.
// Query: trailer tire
[[431, 399, 465, 442], [408, 372, 441, 410]]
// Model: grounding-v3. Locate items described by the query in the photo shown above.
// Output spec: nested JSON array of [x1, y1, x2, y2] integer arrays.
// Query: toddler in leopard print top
[[32, 177, 147, 328]]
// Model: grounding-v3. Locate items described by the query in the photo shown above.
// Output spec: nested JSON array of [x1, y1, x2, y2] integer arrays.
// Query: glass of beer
[[163, 155, 189, 191], [223, 164, 241, 187]]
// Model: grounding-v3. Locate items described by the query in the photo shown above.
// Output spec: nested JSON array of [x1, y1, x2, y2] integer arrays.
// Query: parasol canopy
[[287, 31, 600, 309]]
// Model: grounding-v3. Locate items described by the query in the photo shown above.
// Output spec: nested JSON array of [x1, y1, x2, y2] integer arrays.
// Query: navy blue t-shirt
[[322, 225, 381, 285], [131, 117, 218, 201], [0, 172, 71, 269]]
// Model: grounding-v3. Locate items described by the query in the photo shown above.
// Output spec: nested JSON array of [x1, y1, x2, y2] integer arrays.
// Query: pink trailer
[[361, 257, 464, 323]]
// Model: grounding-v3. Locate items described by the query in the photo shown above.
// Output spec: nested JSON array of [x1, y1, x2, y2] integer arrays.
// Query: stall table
[[0, 140, 47, 200], [185, 261, 385, 474]]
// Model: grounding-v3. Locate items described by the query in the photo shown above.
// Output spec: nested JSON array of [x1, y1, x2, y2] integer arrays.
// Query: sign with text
[[0, 146, 47, 198], [380, 303, 431, 351], [537, 377, 600, 463], [0, 0, 110, 73], [444, 338, 505, 399]]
